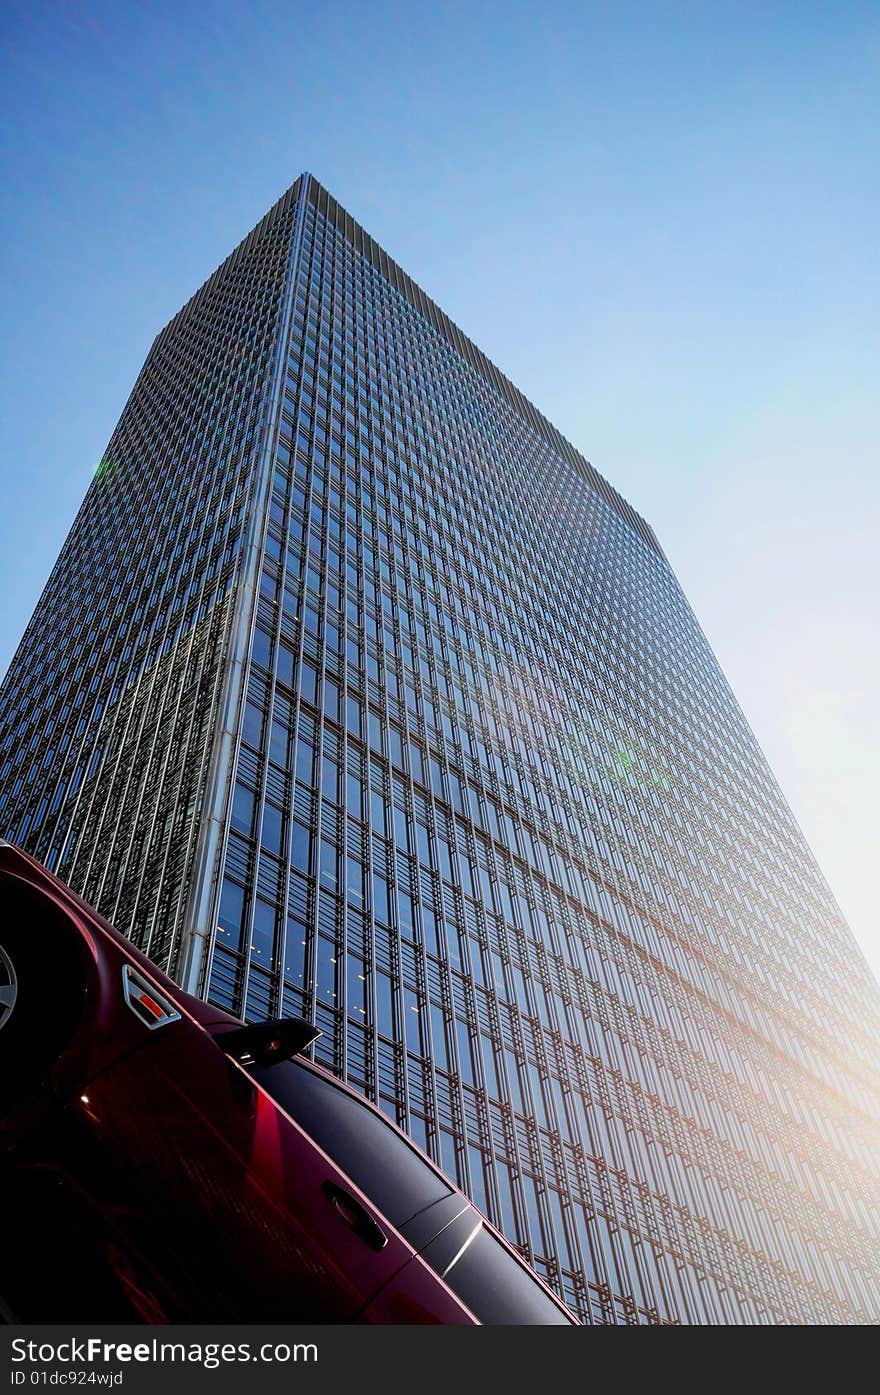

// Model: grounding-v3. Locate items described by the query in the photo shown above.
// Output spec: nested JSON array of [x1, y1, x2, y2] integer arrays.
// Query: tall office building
[[1, 174, 878, 1324]]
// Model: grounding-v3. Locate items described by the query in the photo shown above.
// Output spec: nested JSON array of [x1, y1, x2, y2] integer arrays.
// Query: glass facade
[[0, 180, 303, 975], [2, 174, 879, 1324]]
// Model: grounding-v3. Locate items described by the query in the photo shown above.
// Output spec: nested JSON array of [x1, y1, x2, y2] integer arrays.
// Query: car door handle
[[322, 1181, 388, 1251]]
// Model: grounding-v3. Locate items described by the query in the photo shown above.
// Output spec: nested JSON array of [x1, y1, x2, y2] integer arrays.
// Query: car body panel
[[0, 842, 577, 1324]]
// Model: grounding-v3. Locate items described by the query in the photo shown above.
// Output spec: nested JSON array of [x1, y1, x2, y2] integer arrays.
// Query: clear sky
[[1, 1, 877, 981]]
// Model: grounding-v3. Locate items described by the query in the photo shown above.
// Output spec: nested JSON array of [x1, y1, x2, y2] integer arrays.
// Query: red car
[[0, 841, 577, 1324]]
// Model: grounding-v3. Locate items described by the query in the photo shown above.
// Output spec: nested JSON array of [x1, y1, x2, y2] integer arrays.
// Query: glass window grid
[[206, 198, 880, 1324], [2, 178, 879, 1325]]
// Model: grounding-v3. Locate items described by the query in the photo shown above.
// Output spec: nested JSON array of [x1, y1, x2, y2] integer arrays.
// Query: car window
[[249, 1059, 451, 1228], [423, 1217, 573, 1325]]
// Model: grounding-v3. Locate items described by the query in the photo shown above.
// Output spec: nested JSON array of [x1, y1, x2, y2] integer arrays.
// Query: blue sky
[[1, 1, 878, 978]]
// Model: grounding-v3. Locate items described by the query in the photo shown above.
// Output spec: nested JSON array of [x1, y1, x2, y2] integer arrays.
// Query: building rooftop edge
[[156, 171, 664, 561], [301, 174, 665, 562]]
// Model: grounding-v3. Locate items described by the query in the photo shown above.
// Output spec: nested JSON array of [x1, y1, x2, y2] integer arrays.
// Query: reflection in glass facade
[[2, 174, 879, 1324]]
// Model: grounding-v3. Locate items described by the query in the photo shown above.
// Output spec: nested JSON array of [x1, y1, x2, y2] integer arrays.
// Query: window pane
[[231, 781, 255, 836], [251, 898, 277, 968], [261, 803, 284, 856], [290, 820, 312, 872], [422, 1220, 571, 1324], [217, 878, 245, 951], [249, 1059, 450, 1228]]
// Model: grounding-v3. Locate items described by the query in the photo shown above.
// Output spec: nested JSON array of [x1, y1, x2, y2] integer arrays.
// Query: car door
[[59, 1022, 423, 1321], [242, 1055, 481, 1322]]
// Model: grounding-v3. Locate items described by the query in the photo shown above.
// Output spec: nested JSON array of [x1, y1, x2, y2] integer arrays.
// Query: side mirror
[[218, 1016, 321, 1067]]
